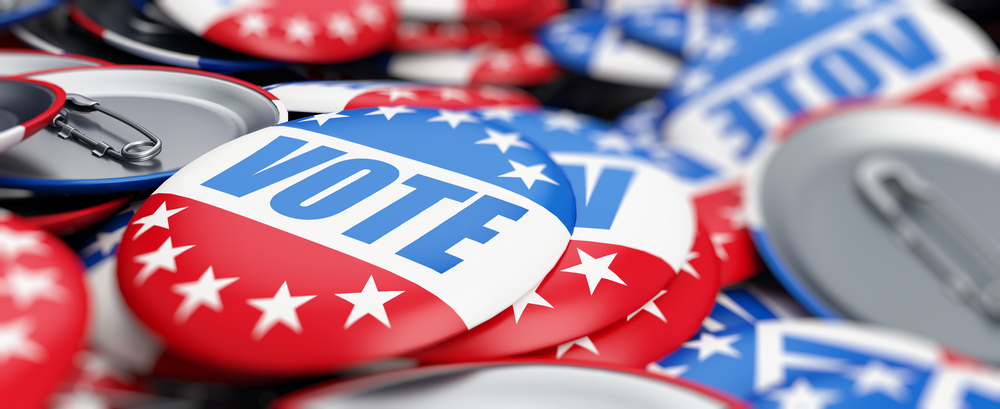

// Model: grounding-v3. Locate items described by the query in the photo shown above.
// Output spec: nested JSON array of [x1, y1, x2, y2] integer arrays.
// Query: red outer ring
[[25, 193, 132, 237], [273, 358, 750, 409], [0, 47, 113, 70], [67, 5, 108, 38], [3, 77, 67, 139]]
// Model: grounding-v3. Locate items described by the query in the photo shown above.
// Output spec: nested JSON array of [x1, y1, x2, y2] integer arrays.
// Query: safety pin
[[855, 155, 1000, 321], [50, 93, 162, 163]]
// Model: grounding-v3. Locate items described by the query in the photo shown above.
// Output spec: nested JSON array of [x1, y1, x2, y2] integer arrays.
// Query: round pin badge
[[155, 0, 395, 64], [0, 189, 132, 236], [273, 359, 749, 409], [115, 107, 576, 375], [412, 108, 694, 362], [264, 80, 540, 114], [650, 317, 1000, 408], [0, 49, 109, 77], [0, 0, 60, 28], [745, 101, 1000, 365], [0, 77, 65, 154], [537, 9, 681, 88], [530, 224, 719, 367], [70, 0, 285, 71], [0, 211, 89, 409], [0, 66, 286, 195], [385, 36, 558, 86], [9, 6, 159, 65], [655, 0, 997, 286]]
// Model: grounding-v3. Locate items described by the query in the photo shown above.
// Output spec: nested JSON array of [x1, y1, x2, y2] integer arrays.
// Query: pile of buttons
[[4, 0, 1000, 407]]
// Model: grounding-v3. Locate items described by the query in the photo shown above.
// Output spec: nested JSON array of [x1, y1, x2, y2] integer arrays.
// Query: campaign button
[[0, 211, 88, 408], [745, 103, 1000, 365], [264, 80, 539, 114], [0, 66, 286, 195], [385, 36, 558, 86], [410, 108, 694, 362], [0, 77, 65, 154], [902, 62, 1000, 121], [272, 359, 749, 409], [530, 223, 719, 366], [156, 0, 395, 64], [0, 49, 109, 77], [538, 9, 680, 88], [115, 107, 576, 375], [650, 318, 1000, 408]]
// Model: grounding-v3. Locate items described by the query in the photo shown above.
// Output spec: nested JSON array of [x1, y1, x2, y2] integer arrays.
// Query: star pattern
[[476, 128, 531, 154], [302, 111, 349, 126], [488, 50, 517, 72], [945, 77, 994, 111], [627, 290, 667, 321], [440, 87, 471, 102], [327, 13, 358, 44], [795, 0, 830, 16], [379, 88, 418, 102], [719, 205, 747, 230], [479, 106, 518, 122], [335, 276, 404, 329], [80, 226, 126, 257], [556, 335, 599, 359], [131, 202, 187, 240], [0, 266, 67, 310], [510, 282, 552, 323], [703, 35, 736, 62], [478, 86, 513, 102], [710, 232, 734, 261], [499, 160, 559, 189], [844, 360, 913, 402], [237, 12, 270, 38], [284, 16, 318, 47], [0, 318, 45, 364], [427, 109, 479, 129], [365, 106, 416, 121], [743, 4, 778, 33], [542, 110, 584, 133], [354, 1, 385, 30], [680, 69, 713, 95], [767, 377, 839, 409], [591, 131, 633, 154], [683, 332, 741, 361], [132, 237, 195, 287], [561, 249, 625, 295], [0, 226, 46, 259], [679, 251, 701, 279], [247, 281, 316, 340], [171, 267, 239, 324]]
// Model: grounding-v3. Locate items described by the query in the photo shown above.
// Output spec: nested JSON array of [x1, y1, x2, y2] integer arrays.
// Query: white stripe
[[8, 25, 65, 54], [0, 125, 25, 153], [101, 31, 200, 68], [387, 52, 478, 85], [395, 0, 464, 22], [267, 83, 388, 113], [271, 99, 289, 123], [157, 0, 270, 35], [589, 26, 681, 88]]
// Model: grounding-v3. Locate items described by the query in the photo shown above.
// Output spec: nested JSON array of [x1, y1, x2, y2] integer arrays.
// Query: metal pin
[[855, 155, 1000, 321], [49, 93, 162, 163]]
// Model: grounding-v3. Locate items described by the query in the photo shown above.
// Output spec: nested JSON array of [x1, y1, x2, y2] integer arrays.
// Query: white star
[[488, 50, 517, 72], [0, 266, 67, 310], [795, 0, 829, 16], [743, 4, 778, 33], [379, 88, 418, 102], [326, 13, 357, 45], [302, 111, 348, 126], [355, 1, 386, 30], [115, 199, 144, 216], [768, 377, 839, 409], [284, 16, 318, 47], [476, 128, 531, 154], [844, 360, 913, 402], [439, 87, 471, 102], [0, 226, 46, 259], [479, 106, 518, 122], [365, 105, 416, 120], [132, 237, 194, 287], [247, 281, 316, 340], [521, 43, 550, 68], [80, 226, 125, 257], [627, 290, 667, 321], [647, 362, 689, 378], [510, 282, 552, 323], [680, 69, 713, 95], [542, 110, 584, 134], [719, 205, 747, 230], [561, 248, 625, 295], [171, 266, 239, 324], [680, 251, 701, 279], [478, 85, 513, 102], [427, 109, 479, 129], [704, 35, 736, 62], [0, 318, 45, 364], [683, 332, 741, 361], [556, 335, 599, 359], [131, 202, 186, 240], [499, 160, 559, 189], [710, 232, 734, 261], [237, 12, 270, 38], [946, 77, 995, 111], [335, 276, 404, 329], [591, 131, 633, 154]]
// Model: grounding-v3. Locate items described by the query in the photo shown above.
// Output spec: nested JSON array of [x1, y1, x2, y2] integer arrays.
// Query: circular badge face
[[116, 107, 576, 375], [0, 77, 65, 154], [264, 80, 540, 114], [273, 360, 748, 409], [390, 20, 518, 52], [412, 108, 694, 362], [396, 0, 538, 22], [0, 211, 88, 409], [10, 6, 158, 65], [0, 66, 285, 195], [385, 37, 558, 86], [0, 49, 108, 76], [0, 189, 132, 236], [651, 317, 1000, 408], [156, 0, 395, 64], [70, 0, 285, 71], [538, 9, 681, 88], [0, 0, 60, 28], [745, 103, 1000, 365], [621, 4, 735, 56], [531, 224, 719, 367]]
